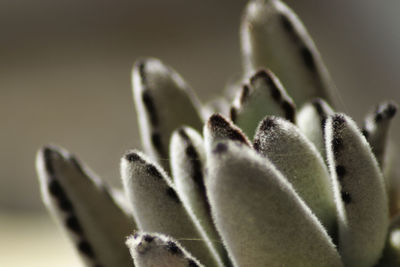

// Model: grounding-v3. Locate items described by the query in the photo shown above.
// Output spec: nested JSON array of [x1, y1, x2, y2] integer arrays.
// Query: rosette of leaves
[[36, 0, 399, 266]]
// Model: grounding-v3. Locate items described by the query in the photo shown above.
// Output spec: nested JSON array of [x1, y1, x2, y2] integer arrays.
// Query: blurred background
[[1, 0, 399, 266]]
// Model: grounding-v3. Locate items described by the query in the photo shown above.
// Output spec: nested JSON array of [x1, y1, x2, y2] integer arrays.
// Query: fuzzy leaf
[[206, 140, 343, 267], [230, 70, 296, 138], [132, 58, 203, 174], [296, 98, 334, 161], [253, 116, 336, 236], [203, 114, 251, 151], [121, 151, 222, 267], [170, 127, 232, 266], [325, 114, 389, 267], [362, 102, 398, 217], [362, 101, 397, 167], [36, 145, 134, 267], [241, 0, 335, 106], [126, 232, 204, 267]]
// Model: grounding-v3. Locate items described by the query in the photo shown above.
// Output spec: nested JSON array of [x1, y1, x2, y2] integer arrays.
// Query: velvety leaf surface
[[253, 116, 336, 236], [36, 146, 134, 267], [230, 69, 296, 138], [132, 58, 203, 174], [325, 114, 389, 267], [206, 140, 343, 267], [241, 0, 335, 106], [121, 151, 222, 267], [170, 127, 232, 266]]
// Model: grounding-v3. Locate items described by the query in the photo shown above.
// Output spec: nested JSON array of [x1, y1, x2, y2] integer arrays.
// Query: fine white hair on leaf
[[120, 150, 223, 267], [205, 140, 343, 267], [240, 0, 335, 106], [230, 69, 296, 138], [296, 98, 334, 162], [253, 116, 337, 237], [170, 127, 232, 266], [126, 232, 204, 267], [131, 58, 203, 174], [203, 113, 251, 152], [362, 101, 397, 168], [325, 114, 389, 267], [36, 145, 134, 267]]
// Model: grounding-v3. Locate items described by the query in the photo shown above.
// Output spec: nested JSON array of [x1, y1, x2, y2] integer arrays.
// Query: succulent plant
[[35, 0, 399, 266]]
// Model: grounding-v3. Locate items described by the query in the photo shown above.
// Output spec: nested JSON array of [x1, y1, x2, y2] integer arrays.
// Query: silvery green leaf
[[121, 151, 222, 267], [230, 70, 296, 138], [126, 232, 204, 267], [206, 140, 343, 267], [170, 127, 232, 266], [241, 0, 335, 106], [362, 101, 397, 167], [296, 98, 334, 161], [36, 145, 134, 267], [253, 116, 336, 236], [376, 215, 400, 267], [132, 58, 203, 174], [203, 114, 251, 151], [325, 114, 389, 267]]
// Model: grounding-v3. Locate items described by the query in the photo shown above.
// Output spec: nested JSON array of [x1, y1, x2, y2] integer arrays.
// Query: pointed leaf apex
[[206, 113, 251, 146], [230, 69, 296, 137], [311, 98, 334, 117], [131, 58, 203, 173], [121, 150, 167, 185], [250, 69, 296, 122], [37, 145, 134, 267], [127, 232, 205, 267], [241, 0, 335, 106], [257, 115, 278, 132], [124, 150, 146, 164], [362, 101, 398, 168]]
